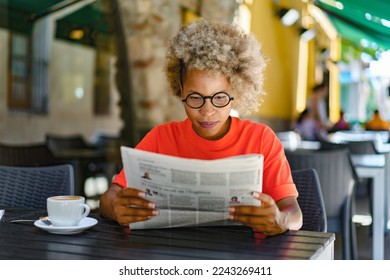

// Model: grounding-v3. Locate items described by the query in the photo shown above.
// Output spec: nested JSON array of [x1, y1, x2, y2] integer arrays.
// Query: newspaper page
[[120, 146, 263, 230]]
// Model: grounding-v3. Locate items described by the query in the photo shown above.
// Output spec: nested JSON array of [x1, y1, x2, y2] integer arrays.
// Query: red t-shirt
[[113, 117, 297, 202]]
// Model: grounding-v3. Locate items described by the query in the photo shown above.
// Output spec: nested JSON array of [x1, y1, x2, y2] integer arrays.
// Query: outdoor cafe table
[[351, 154, 387, 260], [281, 138, 388, 259], [0, 207, 335, 260]]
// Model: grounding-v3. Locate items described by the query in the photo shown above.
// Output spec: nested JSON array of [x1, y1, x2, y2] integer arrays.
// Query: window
[[8, 32, 31, 111], [8, 23, 50, 115]]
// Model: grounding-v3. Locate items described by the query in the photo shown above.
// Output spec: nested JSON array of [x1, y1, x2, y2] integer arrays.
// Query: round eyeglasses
[[181, 92, 234, 109]]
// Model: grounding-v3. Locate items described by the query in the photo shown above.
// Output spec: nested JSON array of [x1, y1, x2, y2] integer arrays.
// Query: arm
[[100, 127, 162, 226], [99, 183, 158, 226], [239, 126, 302, 235], [228, 192, 302, 235]]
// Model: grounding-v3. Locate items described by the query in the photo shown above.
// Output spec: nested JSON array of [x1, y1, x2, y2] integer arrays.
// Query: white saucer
[[34, 217, 98, 235]]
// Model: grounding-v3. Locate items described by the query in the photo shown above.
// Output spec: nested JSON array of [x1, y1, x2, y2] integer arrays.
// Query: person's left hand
[[228, 192, 290, 236]]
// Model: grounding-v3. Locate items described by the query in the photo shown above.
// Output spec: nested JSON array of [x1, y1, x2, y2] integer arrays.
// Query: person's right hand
[[100, 184, 158, 226]]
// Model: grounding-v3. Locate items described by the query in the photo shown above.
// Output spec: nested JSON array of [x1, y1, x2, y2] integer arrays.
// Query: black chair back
[[0, 164, 74, 209], [345, 140, 378, 155], [285, 148, 358, 259], [45, 134, 90, 150], [292, 168, 327, 232]]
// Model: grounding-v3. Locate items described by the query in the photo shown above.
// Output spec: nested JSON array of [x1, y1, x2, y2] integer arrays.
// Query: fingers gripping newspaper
[[121, 147, 264, 230]]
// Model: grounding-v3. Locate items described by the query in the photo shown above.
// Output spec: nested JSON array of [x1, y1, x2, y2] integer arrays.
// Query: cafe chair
[[285, 148, 358, 259], [344, 140, 378, 155], [93, 133, 121, 148], [319, 140, 378, 197], [292, 168, 327, 232], [343, 140, 380, 235], [45, 134, 105, 175], [92, 133, 123, 178], [45, 134, 95, 150], [0, 164, 74, 209], [319, 140, 348, 151], [343, 141, 378, 195], [45, 133, 107, 198], [0, 143, 62, 167]]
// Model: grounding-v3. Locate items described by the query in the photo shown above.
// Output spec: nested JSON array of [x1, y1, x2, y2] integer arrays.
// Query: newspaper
[[120, 146, 263, 230]]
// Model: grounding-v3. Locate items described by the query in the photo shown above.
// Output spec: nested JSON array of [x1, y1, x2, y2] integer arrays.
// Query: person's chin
[[198, 129, 220, 140]]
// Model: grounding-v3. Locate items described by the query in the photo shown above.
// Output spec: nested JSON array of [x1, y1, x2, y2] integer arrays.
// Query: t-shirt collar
[[185, 117, 238, 150]]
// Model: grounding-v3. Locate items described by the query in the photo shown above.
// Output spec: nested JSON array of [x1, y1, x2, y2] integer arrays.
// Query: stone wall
[[117, 0, 239, 141]]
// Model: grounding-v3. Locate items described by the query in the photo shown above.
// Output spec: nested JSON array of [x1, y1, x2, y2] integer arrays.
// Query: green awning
[[316, 0, 390, 52], [329, 14, 390, 54], [0, 0, 72, 34], [55, 1, 112, 48], [0, 0, 111, 48]]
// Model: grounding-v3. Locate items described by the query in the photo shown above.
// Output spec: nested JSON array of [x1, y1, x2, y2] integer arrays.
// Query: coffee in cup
[[47, 195, 90, 227]]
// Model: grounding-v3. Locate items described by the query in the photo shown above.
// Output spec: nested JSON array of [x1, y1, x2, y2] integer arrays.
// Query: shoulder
[[233, 118, 281, 151], [149, 120, 187, 134], [136, 120, 186, 151]]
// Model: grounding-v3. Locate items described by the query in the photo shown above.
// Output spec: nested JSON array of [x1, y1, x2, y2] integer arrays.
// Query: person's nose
[[199, 99, 215, 116]]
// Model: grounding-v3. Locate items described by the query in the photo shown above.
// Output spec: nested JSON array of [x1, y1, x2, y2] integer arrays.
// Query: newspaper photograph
[[120, 146, 264, 230]]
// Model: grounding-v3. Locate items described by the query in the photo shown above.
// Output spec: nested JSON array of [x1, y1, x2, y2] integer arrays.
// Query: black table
[[0, 207, 335, 260]]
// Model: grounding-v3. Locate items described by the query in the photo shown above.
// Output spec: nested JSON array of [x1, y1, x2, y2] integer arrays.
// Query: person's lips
[[198, 121, 218, 129]]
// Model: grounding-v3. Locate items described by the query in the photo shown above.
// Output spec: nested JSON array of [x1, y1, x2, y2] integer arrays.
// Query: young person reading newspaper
[[100, 20, 302, 235]]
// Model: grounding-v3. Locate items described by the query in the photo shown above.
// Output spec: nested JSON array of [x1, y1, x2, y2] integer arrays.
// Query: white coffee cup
[[47, 195, 90, 227]]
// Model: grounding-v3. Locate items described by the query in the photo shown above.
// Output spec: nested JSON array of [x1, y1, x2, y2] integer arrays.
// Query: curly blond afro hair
[[164, 19, 267, 115]]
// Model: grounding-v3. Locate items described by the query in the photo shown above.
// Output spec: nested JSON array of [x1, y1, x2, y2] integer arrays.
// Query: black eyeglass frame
[[181, 92, 234, 109]]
